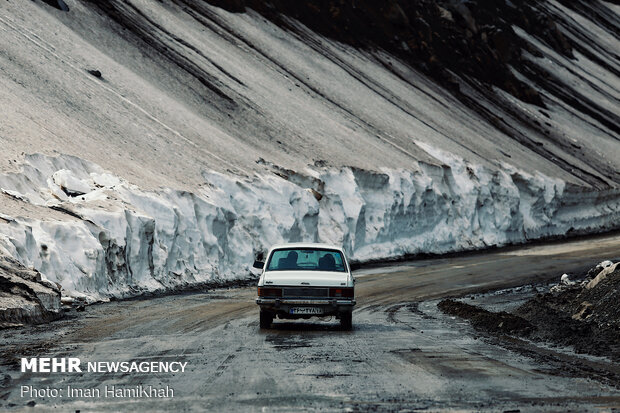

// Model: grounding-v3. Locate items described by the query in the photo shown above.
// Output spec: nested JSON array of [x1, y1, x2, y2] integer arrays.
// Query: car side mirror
[[253, 260, 265, 269]]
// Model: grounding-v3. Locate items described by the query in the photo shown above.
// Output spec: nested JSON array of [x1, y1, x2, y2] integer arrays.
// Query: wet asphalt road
[[2, 233, 620, 412]]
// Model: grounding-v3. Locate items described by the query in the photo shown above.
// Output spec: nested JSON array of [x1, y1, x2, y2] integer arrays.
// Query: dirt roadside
[[439, 262, 620, 362]]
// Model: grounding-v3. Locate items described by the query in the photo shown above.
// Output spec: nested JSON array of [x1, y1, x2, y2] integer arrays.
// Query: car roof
[[268, 243, 344, 253]]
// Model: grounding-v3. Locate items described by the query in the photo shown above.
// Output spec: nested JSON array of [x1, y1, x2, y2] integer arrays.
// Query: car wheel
[[340, 312, 352, 330], [259, 310, 273, 329]]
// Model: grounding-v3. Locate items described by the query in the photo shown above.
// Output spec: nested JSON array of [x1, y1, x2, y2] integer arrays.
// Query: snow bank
[[0, 153, 619, 300]]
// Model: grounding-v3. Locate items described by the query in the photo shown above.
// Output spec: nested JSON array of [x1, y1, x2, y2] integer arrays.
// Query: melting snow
[[0, 154, 618, 300]]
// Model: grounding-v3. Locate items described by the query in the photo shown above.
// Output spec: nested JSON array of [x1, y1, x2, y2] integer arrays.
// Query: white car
[[254, 243, 356, 330]]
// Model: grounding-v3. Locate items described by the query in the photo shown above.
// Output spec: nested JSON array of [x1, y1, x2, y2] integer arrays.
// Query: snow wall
[[1, 151, 619, 300]]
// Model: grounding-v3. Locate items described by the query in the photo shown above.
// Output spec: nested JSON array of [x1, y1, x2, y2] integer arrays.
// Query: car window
[[266, 248, 346, 272]]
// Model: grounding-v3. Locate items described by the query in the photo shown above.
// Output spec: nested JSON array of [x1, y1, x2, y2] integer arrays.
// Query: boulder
[[586, 262, 619, 290], [0, 256, 62, 327]]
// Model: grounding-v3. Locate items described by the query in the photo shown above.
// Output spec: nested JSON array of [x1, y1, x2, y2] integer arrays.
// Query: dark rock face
[[207, 0, 581, 106], [207, 0, 246, 13], [224, 0, 614, 110], [41, 0, 69, 12], [0, 256, 62, 327]]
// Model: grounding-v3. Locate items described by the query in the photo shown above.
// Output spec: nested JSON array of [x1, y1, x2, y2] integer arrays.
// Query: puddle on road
[[265, 334, 313, 350]]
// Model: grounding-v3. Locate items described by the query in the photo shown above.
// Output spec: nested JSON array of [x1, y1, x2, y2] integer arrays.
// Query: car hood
[[262, 271, 350, 287]]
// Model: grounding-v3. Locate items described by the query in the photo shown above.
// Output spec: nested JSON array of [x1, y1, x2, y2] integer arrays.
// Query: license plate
[[290, 307, 324, 315]]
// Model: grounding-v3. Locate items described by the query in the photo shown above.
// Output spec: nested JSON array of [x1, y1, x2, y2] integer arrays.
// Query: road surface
[[2, 233, 620, 411]]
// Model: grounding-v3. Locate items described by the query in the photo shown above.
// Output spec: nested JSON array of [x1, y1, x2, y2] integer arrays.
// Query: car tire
[[340, 312, 352, 330], [259, 310, 273, 329]]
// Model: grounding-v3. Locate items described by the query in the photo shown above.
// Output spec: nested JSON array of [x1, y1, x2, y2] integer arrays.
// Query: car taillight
[[329, 288, 354, 298], [258, 287, 282, 297]]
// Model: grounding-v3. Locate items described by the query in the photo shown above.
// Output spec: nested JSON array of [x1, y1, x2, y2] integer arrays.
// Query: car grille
[[282, 287, 329, 298]]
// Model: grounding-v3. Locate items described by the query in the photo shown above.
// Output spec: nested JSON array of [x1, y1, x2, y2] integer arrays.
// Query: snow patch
[[53, 169, 93, 196]]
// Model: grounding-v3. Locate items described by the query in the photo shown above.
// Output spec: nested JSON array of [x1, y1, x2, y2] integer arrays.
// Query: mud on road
[[1, 233, 620, 412]]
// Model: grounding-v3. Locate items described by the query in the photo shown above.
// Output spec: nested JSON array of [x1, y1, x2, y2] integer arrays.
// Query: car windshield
[[266, 248, 346, 272]]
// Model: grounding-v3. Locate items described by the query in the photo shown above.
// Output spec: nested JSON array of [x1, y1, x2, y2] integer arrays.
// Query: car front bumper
[[256, 298, 356, 306], [256, 297, 355, 318]]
